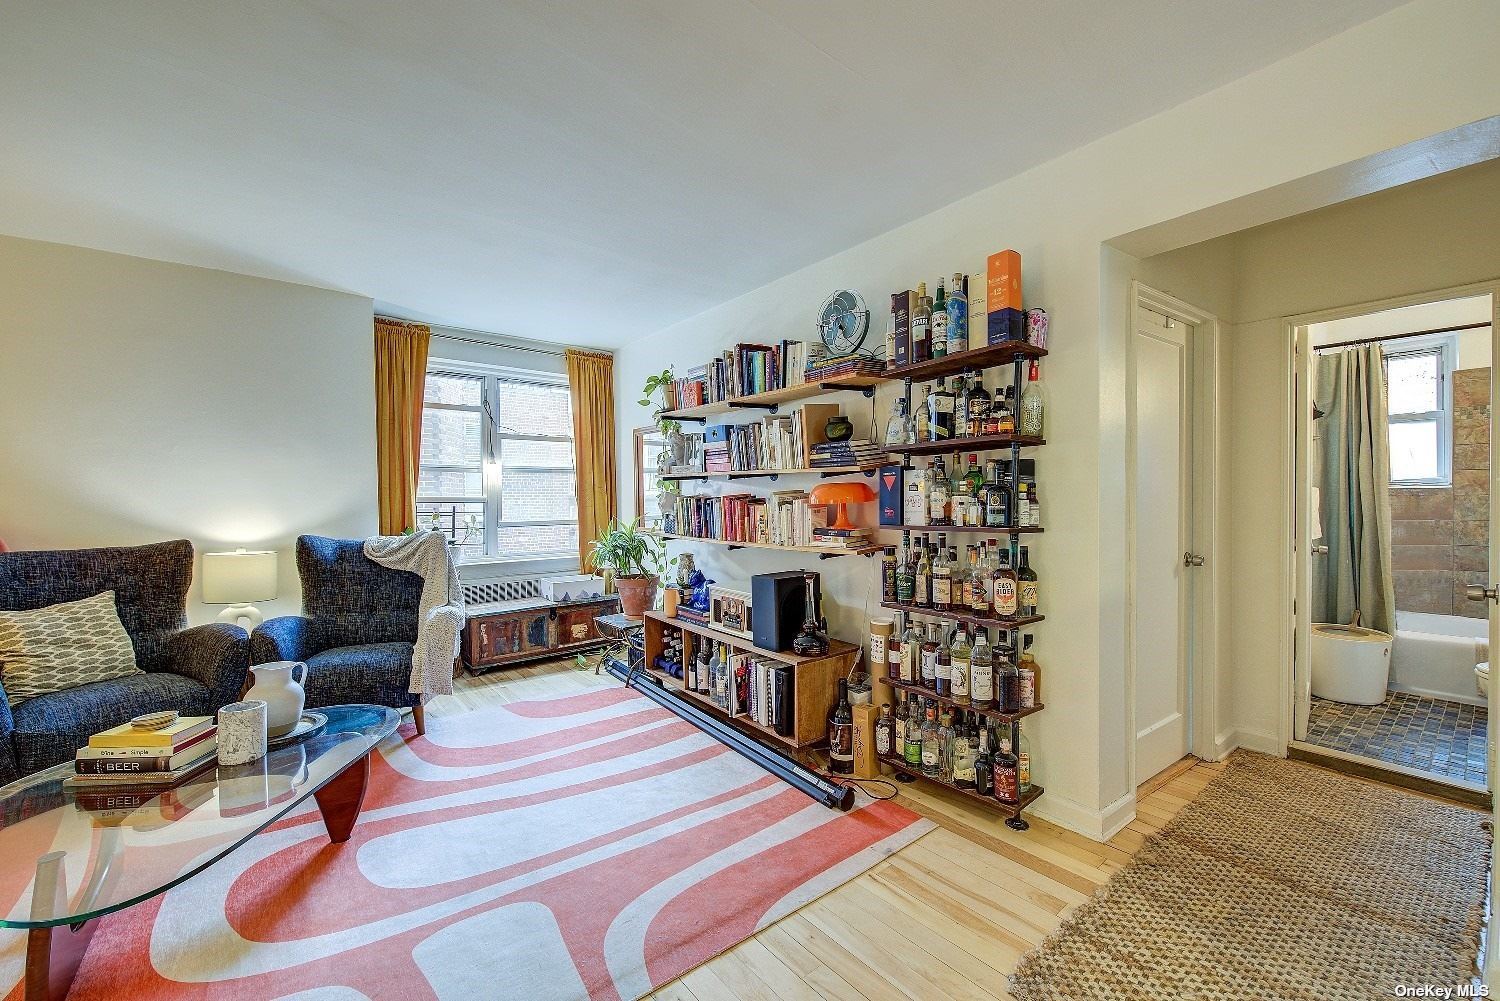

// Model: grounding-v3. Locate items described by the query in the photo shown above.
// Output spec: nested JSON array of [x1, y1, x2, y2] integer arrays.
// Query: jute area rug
[[1011, 751, 1489, 1001]]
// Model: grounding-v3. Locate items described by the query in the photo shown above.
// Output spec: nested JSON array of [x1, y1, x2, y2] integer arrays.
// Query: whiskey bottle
[[996, 635, 1020, 712], [958, 545, 976, 608], [953, 716, 978, 790], [901, 614, 922, 682], [947, 272, 968, 353], [928, 458, 951, 524], [992, 548, 1019, 619], [1017, 546, 1040, 617], [895, 533, 916, 602], [904, 699, 924, 767], [911, 284, 932, 363], [974, 726, 994, 796], [937, 708, 956, 783], [927, 378, 956, 442], [920, 622, 939, 690], [985, 461, 1011, 528], [1018, 633, 1040, 707], [949, 624, 972, 706], [970, 627, 995, 710], [886, 613, 903, 680], [955, 371, 972, 438], [970, 544, 994, 615], [881, 545, 898, 603], [1017, 724, 1033, 795], [997, 386, 1016, 434], [935, 626, 952, 699], [967, 373, 991, 436], [915, 537, 932, 608], [931, 282, 949, 359], [993, 727, 1020, 804], [827, 678, 854, 775], [931, 537, 952, 611], [914, 383, 931, 440], [875, 703, 895, 758], [920, 704, 941, 778]]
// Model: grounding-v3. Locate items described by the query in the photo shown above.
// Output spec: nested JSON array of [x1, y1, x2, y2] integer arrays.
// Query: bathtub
[[1390, 610, 1489, 706]]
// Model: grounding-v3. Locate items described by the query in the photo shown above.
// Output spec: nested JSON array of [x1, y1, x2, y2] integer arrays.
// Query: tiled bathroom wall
[[1391, 366, 1491, 618]]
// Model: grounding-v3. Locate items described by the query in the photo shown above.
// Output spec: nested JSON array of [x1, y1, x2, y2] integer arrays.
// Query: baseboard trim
[[1213, 727, 1282, 760], [1032, 788, 1137, 841]]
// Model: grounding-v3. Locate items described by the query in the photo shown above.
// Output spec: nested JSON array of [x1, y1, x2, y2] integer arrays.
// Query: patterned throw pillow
[[0, 591, 143, 705]]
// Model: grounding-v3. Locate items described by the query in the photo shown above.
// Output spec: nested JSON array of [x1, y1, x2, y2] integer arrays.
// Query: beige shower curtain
[[1313, 344, 1397, 634]]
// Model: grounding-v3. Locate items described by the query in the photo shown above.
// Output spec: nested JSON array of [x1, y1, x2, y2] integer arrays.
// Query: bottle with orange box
[[985, 249, 1026, 345]]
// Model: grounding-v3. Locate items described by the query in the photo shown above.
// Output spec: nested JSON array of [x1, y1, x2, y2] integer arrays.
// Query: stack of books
[[809, 439, 887, 468], [64, 716, 218, 794], [811, 525, 874, 550], [802, 354, 882, 383]]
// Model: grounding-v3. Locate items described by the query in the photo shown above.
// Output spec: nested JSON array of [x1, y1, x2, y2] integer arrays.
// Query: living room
[[1, 2, 1498, 999]]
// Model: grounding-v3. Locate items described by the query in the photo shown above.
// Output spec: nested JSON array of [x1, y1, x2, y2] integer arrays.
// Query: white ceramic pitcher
[[245, 661, 307, 737]]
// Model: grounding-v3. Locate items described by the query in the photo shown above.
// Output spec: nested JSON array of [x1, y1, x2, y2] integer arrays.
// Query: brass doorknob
[[1465, 584, 1498, 604], [1183, 552, 1205, 568]]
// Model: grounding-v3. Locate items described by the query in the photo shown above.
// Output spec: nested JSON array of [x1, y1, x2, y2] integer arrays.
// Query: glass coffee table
[[0, 704, 401, 1000]]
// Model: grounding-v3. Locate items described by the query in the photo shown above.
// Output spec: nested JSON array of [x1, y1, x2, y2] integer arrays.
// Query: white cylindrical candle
[[218, 700, 268, 766]]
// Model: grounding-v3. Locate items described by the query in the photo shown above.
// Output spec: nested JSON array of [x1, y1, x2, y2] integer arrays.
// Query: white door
[[1133, 305, 1194, 783], [1480, 290, 1498, 987]]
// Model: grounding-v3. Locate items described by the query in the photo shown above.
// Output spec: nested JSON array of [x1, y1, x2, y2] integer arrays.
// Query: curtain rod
[[375, 315, 578, 358], [1314, 320, 1490, 352]]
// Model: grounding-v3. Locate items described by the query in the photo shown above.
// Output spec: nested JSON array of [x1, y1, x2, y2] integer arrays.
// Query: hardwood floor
[[435, 658, 1228, 1001]]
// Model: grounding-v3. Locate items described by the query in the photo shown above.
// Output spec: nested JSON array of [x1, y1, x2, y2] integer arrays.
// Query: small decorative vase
[[217, 700, 268, 766], [245, 662, 307, 738], [824, 415, 854, 442]]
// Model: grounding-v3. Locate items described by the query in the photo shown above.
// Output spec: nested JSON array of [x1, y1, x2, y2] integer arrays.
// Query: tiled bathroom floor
[[1305, 691, 1488, 785]]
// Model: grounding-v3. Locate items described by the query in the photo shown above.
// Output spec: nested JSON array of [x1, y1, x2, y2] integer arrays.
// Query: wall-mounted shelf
[[881, 600, 1044, 629], [657, 533, 882, 559], [877, 752, 1044, 820], [879, 524, 1043, 535], [887, 433, 1045, 456], [884, 342, 1046, 384], [662, 372, 886, 422], [881, 677, 1045, 722], [661, 463, 883, 481]]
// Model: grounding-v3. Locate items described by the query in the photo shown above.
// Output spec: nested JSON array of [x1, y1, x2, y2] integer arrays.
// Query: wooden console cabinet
[[462, 596, 620, 672]]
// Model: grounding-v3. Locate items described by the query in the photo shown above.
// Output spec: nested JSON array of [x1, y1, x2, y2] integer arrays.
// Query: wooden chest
[[462, 596, 620, 672]]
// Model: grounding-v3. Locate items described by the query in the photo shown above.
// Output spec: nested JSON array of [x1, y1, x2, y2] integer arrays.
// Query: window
[[1385, 337, 1454, 486], [634, 428, 670, 529], [418, 365, 578, 563]]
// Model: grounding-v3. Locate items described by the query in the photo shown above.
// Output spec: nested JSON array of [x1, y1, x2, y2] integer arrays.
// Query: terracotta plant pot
[[615, 575, 659, 620]]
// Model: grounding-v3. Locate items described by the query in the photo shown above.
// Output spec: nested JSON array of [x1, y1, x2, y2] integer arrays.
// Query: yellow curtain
[[374, 318, 432, 535], [565, 348, 617, 571]]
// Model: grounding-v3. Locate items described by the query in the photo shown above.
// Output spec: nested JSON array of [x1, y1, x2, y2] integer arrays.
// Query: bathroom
[[1304, 292, 1493, 793]]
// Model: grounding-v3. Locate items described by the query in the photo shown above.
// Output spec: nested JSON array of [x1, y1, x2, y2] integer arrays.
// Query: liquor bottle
[[1020, 361, 1045, 436], [911, 283, 932, 363], [904, 699, 924, 767], [920, 622, 939, 690], [992, 548, 1019, 618], [710, 641, 727, 707], [996, 635, 1020, 712], [962, 454, 984, 499], [937, 708, 956, 783], [955, 372, 973, 438], [914, 383, 931, 441], [1028, 481, 1042, 528], [1017, 546, 1040, 616], [970, 544, 993, 615], [695, 641, 712, 694], [920, 704, 941, 778], [931, 540, 952, 611], [974, 726, 994, 796], [876, 705, 894, 759], [993, 727, 1020, 803], [895, 533, 916, 602], [997, 386, 1016, 434], [1017, 725, 1032, 796], [949, 624, 972, 706], [915, 537, 932, 608], [685, 638, 699, 690], [901, 614, 922, 682], [967, 373, 991, 436], [947, 272, 968, 353], [935, 626, 952, 699], [827, 678, 854, 775], [953, 717, 978, 790], [904, 477, 928, 526], [884, 395, 909, 446], [1019, 633, 1040, 707], [1014, 481, 1030, 528], [970, 627, 995, 709], [958, 545, 976, 608], [927, 378, 956, 442], [881, 546, 898, 603], [985, 461, 1010, 528], [931, 282, 949, 359], [928, 458, 950, 525], [887, 613, 903, 681], [947, 457, 970, 527], [890, 699, 906, 757]]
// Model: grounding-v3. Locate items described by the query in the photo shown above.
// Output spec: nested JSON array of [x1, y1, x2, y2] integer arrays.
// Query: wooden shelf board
[[880, 601, 1044, 629], [661, 463, 883, 481], [884, 342, 1046, 383], [888, 434, 1045, 456], [661, 373, 887, 421], [643, 609, 858, 667], [878, 677, 1045, 722], [639, 665, 808, 748], [878, 523, 1043, 535], [657, 533, 882, 558], [877, 752, 1044, 817]]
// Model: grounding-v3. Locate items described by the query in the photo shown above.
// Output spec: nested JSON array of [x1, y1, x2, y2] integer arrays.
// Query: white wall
[[615, 0, 1500, 837], [0, 234, 377, 623]]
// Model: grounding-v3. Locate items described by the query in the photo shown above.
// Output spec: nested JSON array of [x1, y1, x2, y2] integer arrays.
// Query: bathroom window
[[1385, 337, 1454, 487]]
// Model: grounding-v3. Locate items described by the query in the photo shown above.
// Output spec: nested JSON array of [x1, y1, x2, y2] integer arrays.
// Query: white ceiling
[[0, 0, 1408, 348]]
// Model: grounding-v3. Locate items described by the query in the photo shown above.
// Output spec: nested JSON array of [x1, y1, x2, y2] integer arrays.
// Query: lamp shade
[[809, 481, 877, 531], [202, 549, 278, 604]]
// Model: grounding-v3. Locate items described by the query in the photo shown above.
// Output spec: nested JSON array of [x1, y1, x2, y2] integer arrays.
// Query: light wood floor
[[434, 658, 1227, 1001]]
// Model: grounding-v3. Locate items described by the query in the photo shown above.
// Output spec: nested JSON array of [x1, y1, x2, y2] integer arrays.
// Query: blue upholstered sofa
[[250, 536, 426, 734], [0, 540, 250, 784]]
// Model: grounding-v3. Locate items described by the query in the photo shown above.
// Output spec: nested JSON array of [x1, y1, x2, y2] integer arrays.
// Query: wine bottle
[[828, 678, 854, 775]]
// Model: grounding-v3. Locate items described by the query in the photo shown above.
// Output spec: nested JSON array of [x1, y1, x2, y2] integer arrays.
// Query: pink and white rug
[[2, 685, 931, 1000]]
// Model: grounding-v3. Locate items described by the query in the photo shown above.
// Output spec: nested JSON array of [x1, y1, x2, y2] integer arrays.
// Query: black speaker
[[751, 571, 818, 652]]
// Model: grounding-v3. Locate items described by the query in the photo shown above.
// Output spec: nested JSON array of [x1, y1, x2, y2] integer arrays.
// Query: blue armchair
[[0, 540, 250, 783], [250, 536, 426, 734]]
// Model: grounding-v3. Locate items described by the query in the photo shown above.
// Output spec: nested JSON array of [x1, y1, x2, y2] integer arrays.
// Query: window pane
[[416, 502, 485, 562], [640, 435, 669, 527], [1390, 420, 1439, 481], [425, 372, 482, 406], [494, 382, 572, 436], [502, 469, 578, 521], [497, 523, 579, 557], [420, 408, 482, 466], [1387, 353, 1439, 415], [504, 439, 573, 468], [418, 467, 483, 497]]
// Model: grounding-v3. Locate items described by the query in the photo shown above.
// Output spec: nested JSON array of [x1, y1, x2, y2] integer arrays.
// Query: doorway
[[1128, 284, 1220, 786]]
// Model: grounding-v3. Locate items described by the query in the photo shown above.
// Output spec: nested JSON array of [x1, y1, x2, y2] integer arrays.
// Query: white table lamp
[[202, 549, 278, 629]]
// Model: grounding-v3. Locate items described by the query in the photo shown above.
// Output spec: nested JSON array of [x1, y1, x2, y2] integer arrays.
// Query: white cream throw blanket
[[364, 532, 465, 697]]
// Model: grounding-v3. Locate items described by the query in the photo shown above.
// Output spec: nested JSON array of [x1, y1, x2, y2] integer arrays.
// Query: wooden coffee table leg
[[25, 919, 96, 1001], [313, 754, 371, 844]]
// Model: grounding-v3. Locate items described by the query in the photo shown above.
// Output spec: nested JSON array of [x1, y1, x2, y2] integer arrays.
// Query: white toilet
[[1311, 623, 1393, 705], [1477, 661, 1489, 699]]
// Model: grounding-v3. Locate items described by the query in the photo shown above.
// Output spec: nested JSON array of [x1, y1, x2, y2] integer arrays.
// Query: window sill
[[457, 555, 580, 580]]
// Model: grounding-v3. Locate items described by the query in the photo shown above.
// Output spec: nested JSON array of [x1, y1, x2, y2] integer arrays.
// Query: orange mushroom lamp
[[809, 481, 877, 531]]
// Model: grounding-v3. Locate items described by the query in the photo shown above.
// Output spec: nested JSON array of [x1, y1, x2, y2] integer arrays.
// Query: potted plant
[[591, 518, 667, 620], [640, 368, 686, 515]]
